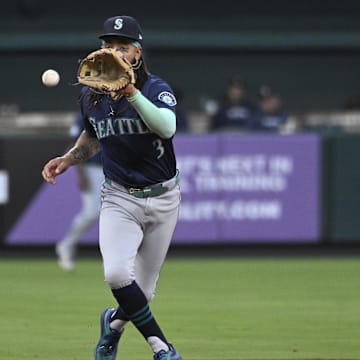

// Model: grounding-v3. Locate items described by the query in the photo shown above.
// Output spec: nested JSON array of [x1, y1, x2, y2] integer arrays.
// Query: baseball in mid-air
[[41, 69, 60, 87]]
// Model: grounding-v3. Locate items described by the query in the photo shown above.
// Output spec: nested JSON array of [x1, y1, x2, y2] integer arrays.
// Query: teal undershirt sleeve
[[127, 90, 176, 139]]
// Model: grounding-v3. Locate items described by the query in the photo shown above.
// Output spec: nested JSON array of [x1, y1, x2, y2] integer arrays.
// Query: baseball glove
[[77, 48, 135, 94]]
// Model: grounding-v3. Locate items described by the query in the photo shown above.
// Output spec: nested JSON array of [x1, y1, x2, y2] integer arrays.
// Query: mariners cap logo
[[158, 91, 177, 106], [114, 18, 124, 30], [100, 15, 144, 43]]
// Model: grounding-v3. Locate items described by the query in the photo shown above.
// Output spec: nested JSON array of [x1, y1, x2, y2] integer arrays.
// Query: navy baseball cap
[[99, 16, 143, 43]]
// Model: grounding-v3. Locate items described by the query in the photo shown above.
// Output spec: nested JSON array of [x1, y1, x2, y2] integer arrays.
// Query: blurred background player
[[55, 111, 103, 271], [252, 84, 288, 132], [210, 76, 256, 132]]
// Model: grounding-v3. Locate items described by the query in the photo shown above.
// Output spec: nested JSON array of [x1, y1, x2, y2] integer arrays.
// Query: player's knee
[[104, 265, 134, 288]]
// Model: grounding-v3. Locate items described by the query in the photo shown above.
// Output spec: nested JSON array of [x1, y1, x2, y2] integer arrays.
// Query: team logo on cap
[[158, 91, 177, 106], [114, 18, 124, 30]]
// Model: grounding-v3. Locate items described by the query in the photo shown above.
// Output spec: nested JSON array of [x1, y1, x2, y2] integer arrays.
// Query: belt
[[105, 171, 180, 198]]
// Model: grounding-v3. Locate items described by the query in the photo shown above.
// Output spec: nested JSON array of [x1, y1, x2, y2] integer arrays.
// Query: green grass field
[[1, 255, 360, 360]]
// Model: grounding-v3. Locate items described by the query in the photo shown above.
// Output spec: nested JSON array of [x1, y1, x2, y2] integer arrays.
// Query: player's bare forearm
[[42, 131, 100, 185], [66, 131, 100, 165]]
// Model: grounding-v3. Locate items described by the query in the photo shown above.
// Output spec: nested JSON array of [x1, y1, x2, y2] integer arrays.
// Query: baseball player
[[42, 15, 182, 360], [55, 111, 103, 272]]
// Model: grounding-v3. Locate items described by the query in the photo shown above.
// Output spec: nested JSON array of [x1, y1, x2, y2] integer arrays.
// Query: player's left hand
[[111, 83, 138, 100], [77, 48, 135, 95]]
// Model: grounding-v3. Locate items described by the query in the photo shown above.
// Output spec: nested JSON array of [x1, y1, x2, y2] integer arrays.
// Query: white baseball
[[41, 69, 60, 87]]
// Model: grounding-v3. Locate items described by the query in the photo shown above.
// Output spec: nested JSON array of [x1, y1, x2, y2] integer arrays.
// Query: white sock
[[110, 319, 127, 332], [147, 336, 169, 353]]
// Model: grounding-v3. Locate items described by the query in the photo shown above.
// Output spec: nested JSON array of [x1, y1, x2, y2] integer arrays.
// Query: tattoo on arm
[[68, 135, 100, 164], [69, 147, 91, 162]]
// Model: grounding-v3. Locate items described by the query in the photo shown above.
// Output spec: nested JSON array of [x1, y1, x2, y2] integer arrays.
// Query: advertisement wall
[[5, 133, 321, 245]]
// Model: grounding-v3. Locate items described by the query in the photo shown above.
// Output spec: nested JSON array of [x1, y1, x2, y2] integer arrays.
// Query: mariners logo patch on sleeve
[[158, 91, 177, 106]]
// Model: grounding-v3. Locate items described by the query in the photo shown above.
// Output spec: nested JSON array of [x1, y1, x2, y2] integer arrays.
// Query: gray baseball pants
[[99, 178, 180, 301]]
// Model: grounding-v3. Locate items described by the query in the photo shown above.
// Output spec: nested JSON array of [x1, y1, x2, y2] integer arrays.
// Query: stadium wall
[[1, 1, 360, 113], [0, 132, 359, 247]]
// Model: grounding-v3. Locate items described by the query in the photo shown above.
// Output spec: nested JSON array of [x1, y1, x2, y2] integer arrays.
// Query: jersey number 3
[[153, 139, 165, 159]]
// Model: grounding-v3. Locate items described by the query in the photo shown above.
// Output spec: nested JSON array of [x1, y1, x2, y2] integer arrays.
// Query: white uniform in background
[[56, 112, 103, 271]]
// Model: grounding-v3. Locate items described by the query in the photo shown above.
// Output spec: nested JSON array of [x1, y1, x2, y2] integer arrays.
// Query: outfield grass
[[0, 256, 359, 359]]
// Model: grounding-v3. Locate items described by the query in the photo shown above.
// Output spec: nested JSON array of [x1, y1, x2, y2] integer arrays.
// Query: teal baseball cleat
[[94, 308, 124, 360], [153, 344, 182, 360]]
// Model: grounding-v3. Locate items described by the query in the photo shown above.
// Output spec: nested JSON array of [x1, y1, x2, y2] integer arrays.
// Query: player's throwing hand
[[42, 156, 72, 184]]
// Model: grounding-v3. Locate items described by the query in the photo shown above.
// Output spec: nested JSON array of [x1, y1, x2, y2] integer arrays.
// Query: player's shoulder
[[146, 74, 172, 91], [78, 86, 91, 104], [79, 85, 90, 96], [144, 74, 177, 107]]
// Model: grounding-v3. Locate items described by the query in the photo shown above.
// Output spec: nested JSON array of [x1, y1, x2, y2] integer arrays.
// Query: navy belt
[[105, 171, 180, 198]]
